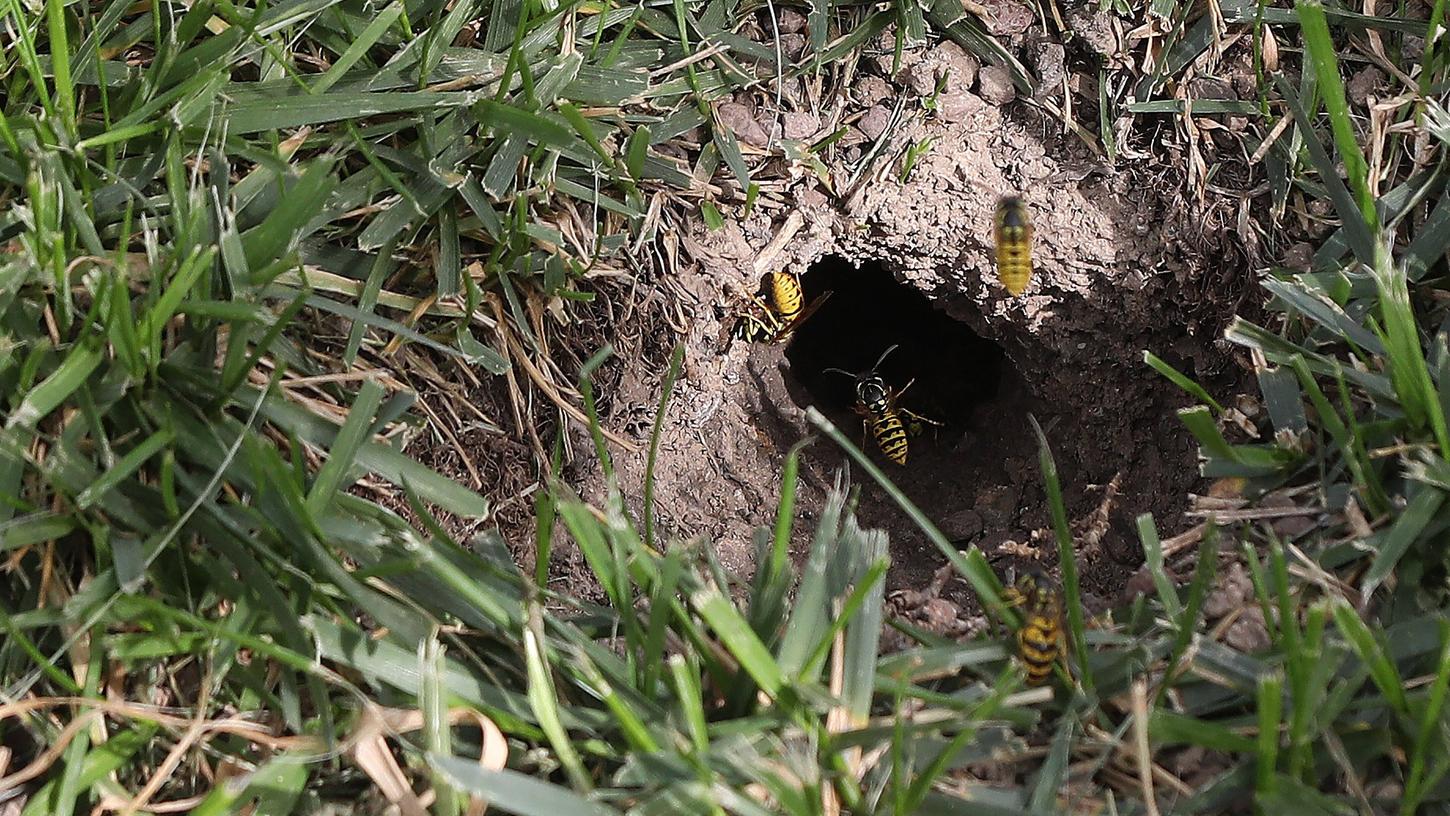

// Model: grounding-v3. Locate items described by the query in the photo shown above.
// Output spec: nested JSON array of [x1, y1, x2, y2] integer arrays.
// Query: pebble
[[781, 111, 818, 141], [858, 105, 892, 140], [717, 102, 770, 148], [978, 65, 1017, 106]]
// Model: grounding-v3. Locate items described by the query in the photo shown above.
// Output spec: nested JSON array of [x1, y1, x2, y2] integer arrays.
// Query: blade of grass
[[804, 407, 1009, 618], [1296, 0, 1378, 231], [429, 755, 617, 816], [1028, 415, 1091, 694], [1145, 350, 1225, 412]]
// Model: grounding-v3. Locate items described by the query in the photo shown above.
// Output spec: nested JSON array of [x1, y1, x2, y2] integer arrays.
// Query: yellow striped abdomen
[[870, 410, 909, 465], [993, 197, 1033, 297], [765, 272, 804, 322], [1018, 613, 1061, 686]]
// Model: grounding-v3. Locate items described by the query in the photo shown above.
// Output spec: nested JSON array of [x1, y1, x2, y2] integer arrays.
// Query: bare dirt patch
[[557, 43, 1258, 620]]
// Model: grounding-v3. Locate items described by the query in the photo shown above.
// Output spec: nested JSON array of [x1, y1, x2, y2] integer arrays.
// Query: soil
[[543, 36, 1261, 620]]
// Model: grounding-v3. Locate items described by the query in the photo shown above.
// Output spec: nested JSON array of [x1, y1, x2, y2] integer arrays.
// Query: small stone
[[872, 54, 899, 76], [982, 0, 1034, 36], [936, 92, 983, 124], [1283, 242, 1315, 271], [1119, 566, 1160, 606], [853, 75, 893, 105], [1029, 40, 1066, 95], [1188, 76, 1237, 101], [780, 33, 806, 60], [1225, 607, 1271, 653], [1272, 514, 1317, 539], [904, 61, 939, 97], [1403, 35, 1425, 61], [1067, 6, 1118, 58], [874, 45, 924, 78], [1260, 491, 1295, 509], [781, 111, 818, 140], [858, 105, 892, 140], [976, 485, 1020, 526], [717, 101, 769, 148], [978, 65, 1017, 106], [1203, 564, 1249, 618], [776, 7, 806, 33], [919, 598, 962, 634], [798, 185, 829, 210], [940, 509, 984, 541], [935, 40, 980, 91], [1347, 66, 1387, 107]]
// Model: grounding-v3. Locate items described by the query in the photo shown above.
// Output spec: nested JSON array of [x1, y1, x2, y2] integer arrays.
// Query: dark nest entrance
[[786, 256, 1006, 444], [778, 255, 1041, 593]]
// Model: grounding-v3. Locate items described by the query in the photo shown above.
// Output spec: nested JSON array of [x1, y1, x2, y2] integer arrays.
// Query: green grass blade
[[1144, 350, 1226, 412], [692, 585, 786, 698], [1361, 487, 1446, 599], [804, 407, 1007, 616], [1296, 0, 1378, 231], [1331, 599, 1409, 718], [4, 342, 102, 431], [1029, 415, 1091, 694], [429, 755, 618, 816]]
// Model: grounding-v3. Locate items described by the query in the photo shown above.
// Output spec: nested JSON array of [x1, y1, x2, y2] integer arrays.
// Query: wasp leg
[[732, 312, 773, 343], [887, 379, 917, 408], [732, 293, 786, 343], [900, 407, 944, 434], [897, 407, 941, 438]]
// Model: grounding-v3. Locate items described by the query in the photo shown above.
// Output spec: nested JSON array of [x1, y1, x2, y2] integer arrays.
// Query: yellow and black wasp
[[1003, 567, 1065, 687], [731, 271, 830, 344], [993, 195, 1033, 297], [825, 345, 941, 466]]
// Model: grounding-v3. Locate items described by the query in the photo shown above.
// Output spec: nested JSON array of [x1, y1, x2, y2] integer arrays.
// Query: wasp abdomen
[[1018, 616, 1061, 686], [871, 410, 910, 465], [1007, 570, 1064, 688], [993, 196, 1033, 297], [764, 271, 804, 322]]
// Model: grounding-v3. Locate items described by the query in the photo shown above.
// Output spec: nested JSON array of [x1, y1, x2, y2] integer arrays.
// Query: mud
[[545, 37, 1258, 616]]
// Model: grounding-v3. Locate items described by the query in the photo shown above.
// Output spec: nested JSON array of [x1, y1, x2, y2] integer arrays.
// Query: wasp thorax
[[857, 376, 888, 409]]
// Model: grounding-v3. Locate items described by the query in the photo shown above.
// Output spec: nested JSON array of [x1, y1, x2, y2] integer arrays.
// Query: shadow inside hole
[[769, 255, 1057, 600], [784, 256, 1006, 446]]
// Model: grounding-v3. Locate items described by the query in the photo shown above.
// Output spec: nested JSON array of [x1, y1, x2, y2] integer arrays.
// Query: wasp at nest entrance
[[784, 256, 1010, 462], [777, 254, 1039, 600]]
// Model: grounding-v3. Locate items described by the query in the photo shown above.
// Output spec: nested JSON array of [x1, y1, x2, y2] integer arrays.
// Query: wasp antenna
[[870, 344, 900, 372], [822, 367, 857, 379]]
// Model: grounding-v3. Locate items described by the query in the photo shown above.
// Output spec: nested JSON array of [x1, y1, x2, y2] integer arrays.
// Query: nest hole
[[785, 256, 1007, 447], [778, 255, 1046, 594]]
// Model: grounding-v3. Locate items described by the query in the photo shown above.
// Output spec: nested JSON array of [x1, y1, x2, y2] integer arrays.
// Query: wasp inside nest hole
[[785, 255, 1017, 457], [776, 255, 1052, 598]]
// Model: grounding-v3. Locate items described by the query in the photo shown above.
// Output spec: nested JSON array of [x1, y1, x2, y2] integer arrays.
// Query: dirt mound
[[554, 39, 1256, 615]]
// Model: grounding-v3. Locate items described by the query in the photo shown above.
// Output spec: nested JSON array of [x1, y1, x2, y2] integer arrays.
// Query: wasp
[[1003, 567, 1065, 687], [993, 195, 1033, 297], [825, 345, 941, 466], [730, 271, 830, 344]]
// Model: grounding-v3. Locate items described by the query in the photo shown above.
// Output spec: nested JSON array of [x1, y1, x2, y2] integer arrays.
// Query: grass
[[2, 0, 1450, 811]]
